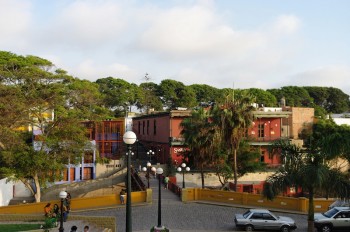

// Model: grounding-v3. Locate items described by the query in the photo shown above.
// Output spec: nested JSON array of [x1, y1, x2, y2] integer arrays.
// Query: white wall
[[14, 181, 32, 197], [0, 178, 13, 206], [176, 172, 275, 188]]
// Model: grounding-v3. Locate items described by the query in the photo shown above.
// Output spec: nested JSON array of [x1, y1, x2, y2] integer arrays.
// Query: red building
[[132, 110, 191, 165], [249, 108, 291, 168], [132, 107, 314, 169]]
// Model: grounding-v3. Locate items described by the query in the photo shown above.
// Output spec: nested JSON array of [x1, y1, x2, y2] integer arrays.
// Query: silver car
[[314, 207, 350, 232], [234, 209, 297, 232]]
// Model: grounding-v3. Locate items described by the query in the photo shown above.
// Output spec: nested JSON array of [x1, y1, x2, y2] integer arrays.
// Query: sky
[[1, 0, 350, 94]]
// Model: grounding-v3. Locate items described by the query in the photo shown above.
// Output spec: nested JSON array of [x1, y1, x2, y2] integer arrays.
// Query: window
[[263, 213, 275, 220], [258, 124, 265, 138], [143, 121, 145, 134], [251, 213, 263, 219], [154, 120, 157, 135], [147, 120, 149, 135]]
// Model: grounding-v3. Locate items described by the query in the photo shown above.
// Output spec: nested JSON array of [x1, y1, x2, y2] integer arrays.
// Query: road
[[73, 174, 309, 231]]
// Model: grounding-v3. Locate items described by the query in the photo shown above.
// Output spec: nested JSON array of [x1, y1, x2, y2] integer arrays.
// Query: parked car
[[314, 207, 350, 232], [234, 208, 297, 232], [328, 199, 350, 209]]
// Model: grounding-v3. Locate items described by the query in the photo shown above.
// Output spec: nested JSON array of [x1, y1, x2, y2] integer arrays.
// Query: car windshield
[[243, 210, 252, 219], [323, 208, 339, 218]]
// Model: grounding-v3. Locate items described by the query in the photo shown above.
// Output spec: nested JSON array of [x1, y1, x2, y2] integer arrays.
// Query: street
[[73, 174, 309, 231]]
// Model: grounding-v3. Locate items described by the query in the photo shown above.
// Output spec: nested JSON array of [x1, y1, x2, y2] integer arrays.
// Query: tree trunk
[[233, 148, 238, 192], [200, 164, 205, 189], [34, 174, 41, 203], [307, 187, 315, 232]]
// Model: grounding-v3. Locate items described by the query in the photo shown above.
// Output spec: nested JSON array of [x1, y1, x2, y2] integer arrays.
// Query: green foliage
[[211, 90, 256, 190], [180, 108, 217, 188], [137, 82, 163, 112], [158, 79, 197, 109], [189, 84, 221, 105], [95, 77, 138, 116], [267, 86, 313, 107], [0, 51, 103, 202], [246, 88, 277, 107], [265, 138, 350, 227], [0, 224, 42, 232]]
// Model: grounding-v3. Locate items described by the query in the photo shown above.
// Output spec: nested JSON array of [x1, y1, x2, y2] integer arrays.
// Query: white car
[[314, 207, 350, 232], [234, 209, 297, 232]]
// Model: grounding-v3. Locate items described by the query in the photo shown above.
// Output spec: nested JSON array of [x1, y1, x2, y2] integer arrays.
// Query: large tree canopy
[[267, 86, 313, 107], [95, 77, 138, 117], [158, 79, 197, 109], [0, 51, 104, 202]]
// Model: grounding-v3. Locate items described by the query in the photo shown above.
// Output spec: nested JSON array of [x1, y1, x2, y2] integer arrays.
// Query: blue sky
[[1, 0, 350, 94]]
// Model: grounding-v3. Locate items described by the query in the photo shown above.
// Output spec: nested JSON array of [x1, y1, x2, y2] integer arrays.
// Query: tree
[[180, 108, 217, 188], [211, 90, 255, 191], [305, 86, 350, 114], [189, 84, 221, 106], [267, 86, 313, 107], [95, 77, 138, 117], [158, 79, 197, 110], [0, 51, 103, 202], [264, 139, 350, 232], [325, 87, 350, 113], [136, 82, 163, 113], [214, 141, 265, 188], [246, 88, 277, 107]]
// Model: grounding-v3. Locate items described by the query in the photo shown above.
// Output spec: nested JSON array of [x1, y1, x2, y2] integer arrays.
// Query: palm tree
[[211, 90, 255, 191], [264, 139, 350, 232], [180, 108, 216, 188]]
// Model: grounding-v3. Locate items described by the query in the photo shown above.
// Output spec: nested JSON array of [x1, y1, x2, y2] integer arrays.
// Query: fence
[[182, 188, 334, 213]]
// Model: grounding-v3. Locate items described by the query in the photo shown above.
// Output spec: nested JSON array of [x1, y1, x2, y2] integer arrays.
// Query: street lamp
[[155, 167, 164, 230], [123, 131, 137, 232], [147, 149, 155, 163], [177, 163, 190, 188], [58, 191, 67, 232], [142, 162, 152, 188]]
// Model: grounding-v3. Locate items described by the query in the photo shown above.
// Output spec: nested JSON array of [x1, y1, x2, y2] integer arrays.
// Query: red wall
[[248, 118, 282, 141]]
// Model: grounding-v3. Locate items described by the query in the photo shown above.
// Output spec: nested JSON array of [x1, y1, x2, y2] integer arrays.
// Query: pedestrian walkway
[[145, 174, 181, 203]]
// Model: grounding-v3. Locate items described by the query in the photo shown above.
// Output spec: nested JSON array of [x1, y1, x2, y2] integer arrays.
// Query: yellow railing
[[182, 188, 333, 213], [0, 191, 148, 214]]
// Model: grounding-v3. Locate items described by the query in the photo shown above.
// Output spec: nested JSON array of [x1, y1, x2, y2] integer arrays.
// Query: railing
[[131, 168, 146, 191]]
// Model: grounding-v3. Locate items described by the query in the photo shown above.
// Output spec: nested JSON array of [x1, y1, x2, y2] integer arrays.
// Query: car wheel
[[320, 225, 332, 232], [280, 226, 290, 232], [245, 225, 254, 231]]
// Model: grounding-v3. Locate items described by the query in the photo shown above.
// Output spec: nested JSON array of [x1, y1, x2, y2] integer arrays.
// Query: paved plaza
[[70, 174, 309, 232]]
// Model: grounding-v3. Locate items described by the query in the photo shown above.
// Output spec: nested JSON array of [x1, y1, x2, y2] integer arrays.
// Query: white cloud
[[70, 59, 138, 82], [287, 65, 350, 94], [272, 15, 301, 35], [136, 3, 267, 60], [0, 0, 32, 49], [42, 0, 126, 50]]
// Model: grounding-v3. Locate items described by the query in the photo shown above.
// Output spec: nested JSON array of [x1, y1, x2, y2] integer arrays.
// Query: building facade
[[132, 110, 192, 165]]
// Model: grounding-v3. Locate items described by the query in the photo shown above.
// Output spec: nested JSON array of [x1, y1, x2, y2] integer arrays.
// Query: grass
[[0, 224, 42, 232]]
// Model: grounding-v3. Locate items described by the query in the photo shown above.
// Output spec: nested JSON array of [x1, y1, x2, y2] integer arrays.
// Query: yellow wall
[[183, 188, 333, 213], [0, 191, 147, 214]]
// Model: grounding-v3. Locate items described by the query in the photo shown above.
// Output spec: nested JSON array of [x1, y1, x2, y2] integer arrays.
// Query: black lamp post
[[147, 149, 155, 163], [155, 167, 164, 230], [58, 191, 67, 232], [177, 163, 190, 188], [142, 162, 152, 188], [123, 131, 137, 232]]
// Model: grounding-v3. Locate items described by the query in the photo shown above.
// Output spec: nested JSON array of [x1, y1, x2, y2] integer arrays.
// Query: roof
[[248, 209, 271, 213]]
